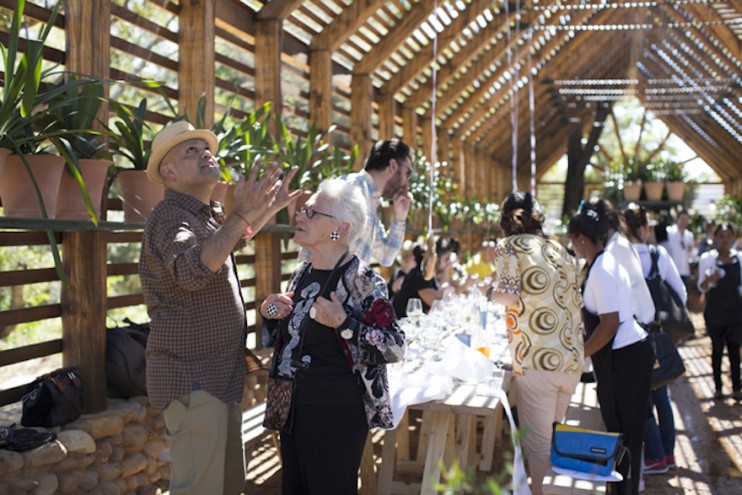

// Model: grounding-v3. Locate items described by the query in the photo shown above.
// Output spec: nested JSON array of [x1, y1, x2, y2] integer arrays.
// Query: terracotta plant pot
[[116, 169, 165, 222], [666, 182, 685, 202], [623, 181, 642, 202], [56, 159, 112, 221], [0, 148, 11, 182], [0, 154, 66, 218], [644, 182, 664, 201]]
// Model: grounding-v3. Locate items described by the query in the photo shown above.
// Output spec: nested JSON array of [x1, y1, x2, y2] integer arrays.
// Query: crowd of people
[[138, 121, 741, 495]]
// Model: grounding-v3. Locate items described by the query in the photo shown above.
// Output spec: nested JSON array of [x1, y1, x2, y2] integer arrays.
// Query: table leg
[[420, 412, 452, 495], [454, 414, 475, 469], [359, 435, 377, 495], [397, 411, 410, 462], [479, 415, 496, 471], [377, 428, 398, 495]]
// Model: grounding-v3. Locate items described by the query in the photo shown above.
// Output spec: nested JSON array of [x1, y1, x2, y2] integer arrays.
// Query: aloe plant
[[107, 98, 153, 171]]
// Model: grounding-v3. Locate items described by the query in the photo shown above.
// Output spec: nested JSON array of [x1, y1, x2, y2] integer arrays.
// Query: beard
[[382, 169, 406, 200]]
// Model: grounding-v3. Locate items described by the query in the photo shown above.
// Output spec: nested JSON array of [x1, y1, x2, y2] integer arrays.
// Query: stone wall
[[0, 368, 269, 495]]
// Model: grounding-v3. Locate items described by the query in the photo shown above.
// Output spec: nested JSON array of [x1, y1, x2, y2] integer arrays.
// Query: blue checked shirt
[[300, 171, 407, 266]]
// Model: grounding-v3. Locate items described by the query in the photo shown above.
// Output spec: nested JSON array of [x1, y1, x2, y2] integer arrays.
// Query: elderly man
[[139, 121, 300, 495]]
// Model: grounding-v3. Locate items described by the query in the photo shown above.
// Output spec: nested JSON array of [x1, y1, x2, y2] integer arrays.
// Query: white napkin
[[426, 335, 497, 382], [386, 367, 453, 429]]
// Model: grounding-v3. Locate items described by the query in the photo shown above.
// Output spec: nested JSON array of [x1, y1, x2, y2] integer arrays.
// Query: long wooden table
[[376, 373, 512, 495]]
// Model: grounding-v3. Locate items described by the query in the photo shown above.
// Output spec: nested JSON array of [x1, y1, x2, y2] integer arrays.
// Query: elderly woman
[[260, 179, 405, 495], [485, 192, 584, 495], [568, 207, 654, 495]]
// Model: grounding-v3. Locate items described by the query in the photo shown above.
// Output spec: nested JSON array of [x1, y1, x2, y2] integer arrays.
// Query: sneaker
[[665, 455, 676, 469], [713, 390, 724, 400], [644, 458, 669, 474]]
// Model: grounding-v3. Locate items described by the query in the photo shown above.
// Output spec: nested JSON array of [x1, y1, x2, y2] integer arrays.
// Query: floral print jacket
[[263, 256, 406, 429]]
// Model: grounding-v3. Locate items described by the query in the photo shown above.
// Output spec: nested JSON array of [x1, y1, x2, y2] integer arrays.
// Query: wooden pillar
[[451, 136, 463, 194], [179, 0, 216, 126], [61, 0, 111, 413], [464, 145, 476, 200], [254, 18, 285, 331], [421, 117, 433, 164], [377, 93, 396, 140], [255, 19, 284, 117], [61, 232, 107, 413], [351, 73, 373, 170], [437, 127, 450, 169], [402, 105, 418, 149], [309, 48, 333, 132]]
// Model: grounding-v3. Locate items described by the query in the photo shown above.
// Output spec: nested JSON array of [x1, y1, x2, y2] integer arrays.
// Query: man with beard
[[300, 139, 413, 266]]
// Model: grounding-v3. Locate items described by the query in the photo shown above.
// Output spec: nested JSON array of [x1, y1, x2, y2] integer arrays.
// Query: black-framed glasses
[[298, 206, 335, 219]]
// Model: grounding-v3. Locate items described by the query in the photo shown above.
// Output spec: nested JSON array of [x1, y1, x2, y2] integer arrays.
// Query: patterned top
[[263, 256, 406, 429], [493, 234, 584, 376], [140, 189, 247, 409]]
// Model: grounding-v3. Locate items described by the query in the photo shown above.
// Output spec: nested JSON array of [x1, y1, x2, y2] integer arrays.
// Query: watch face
[[340, 329, 353, 340]]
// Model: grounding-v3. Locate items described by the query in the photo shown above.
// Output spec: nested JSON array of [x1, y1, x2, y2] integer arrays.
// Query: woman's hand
[[260, 292, 294, 320], [310, 292, 347, 328]]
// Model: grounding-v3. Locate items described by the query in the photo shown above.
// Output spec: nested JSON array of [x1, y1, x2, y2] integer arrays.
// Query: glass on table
[[406, 298, 424, 322]]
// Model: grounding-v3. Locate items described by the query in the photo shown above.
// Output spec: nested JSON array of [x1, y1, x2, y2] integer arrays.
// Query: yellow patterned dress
[[493, 234, 584, 376]]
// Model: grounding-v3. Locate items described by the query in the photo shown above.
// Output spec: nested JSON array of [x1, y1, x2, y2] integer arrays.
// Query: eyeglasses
[[298, 206, 335, 219]]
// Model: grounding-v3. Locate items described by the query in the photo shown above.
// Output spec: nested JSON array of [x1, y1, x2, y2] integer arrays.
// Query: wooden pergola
[[1, 0, 740, 413]]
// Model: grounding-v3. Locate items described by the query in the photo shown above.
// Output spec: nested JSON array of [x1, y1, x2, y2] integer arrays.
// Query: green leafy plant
[[107, 98, 153, 171], [717, 195, 742, 227], [660, 159, 686, 182]]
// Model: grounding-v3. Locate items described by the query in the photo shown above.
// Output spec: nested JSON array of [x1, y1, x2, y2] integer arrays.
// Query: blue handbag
[[550, 423, 626, 476]]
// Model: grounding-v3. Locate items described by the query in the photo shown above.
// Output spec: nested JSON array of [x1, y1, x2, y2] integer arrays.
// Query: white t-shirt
[[664, 225, 694, 276], [634, 243, 687, 304], [606, 232, 656, 324], [583, 251, 648, 350]]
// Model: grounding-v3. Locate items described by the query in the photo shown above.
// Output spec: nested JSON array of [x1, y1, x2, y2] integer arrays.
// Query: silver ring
[[309, 307, 317, 320], [266, 304, 278, 317]]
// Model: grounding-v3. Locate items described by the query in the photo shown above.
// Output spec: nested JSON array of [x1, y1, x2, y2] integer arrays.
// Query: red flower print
[[363, 298, 396, 328]]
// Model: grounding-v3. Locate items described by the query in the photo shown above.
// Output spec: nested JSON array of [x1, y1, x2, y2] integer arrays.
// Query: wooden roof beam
[[311, 0, 388, 51], [257, 0, 304, 21], [354, 0, 439, 75], [378, 0, 496, 96], [680, 3, 740, 60]]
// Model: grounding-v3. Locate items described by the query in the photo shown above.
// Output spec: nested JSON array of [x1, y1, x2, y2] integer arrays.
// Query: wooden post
[[61, 232, 107, 413], [309, 48, 333, 132], [377, 93, 396, 140], [451, 136, 463, 194], [255, 19, 284, 118], [351, 73, 373, 171], [253, 234, 282, 349], [179, 0, 216, 126], [402, 105, 418, 148], [62, 0, 111, 413], [421, 117, 433, 164]]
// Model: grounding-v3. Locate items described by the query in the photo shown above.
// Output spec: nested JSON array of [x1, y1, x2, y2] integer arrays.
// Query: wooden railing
[[0, 215, 299, 413]]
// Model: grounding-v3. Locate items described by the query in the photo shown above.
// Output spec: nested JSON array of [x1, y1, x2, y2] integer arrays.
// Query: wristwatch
[[339, 328, 354, 340]]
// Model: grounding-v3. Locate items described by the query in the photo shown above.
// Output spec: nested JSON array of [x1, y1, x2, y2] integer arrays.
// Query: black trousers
[[708, 325, 742, 393], [597, 338, 654, 495], [280, 399, 368, 495]]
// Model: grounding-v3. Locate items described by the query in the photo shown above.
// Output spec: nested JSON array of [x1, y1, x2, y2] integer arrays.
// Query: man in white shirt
[[664, 209, 695, 289]]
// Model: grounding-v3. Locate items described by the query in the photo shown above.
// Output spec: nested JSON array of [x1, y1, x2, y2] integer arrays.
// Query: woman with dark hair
[[485, 192, 584, 495], [697, 222, 742, 401], [623, 204, 686, 473], [568, 208, 654, 495]]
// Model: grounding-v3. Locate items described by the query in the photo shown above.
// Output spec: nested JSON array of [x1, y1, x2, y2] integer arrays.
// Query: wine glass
[[406, 298, 424, 324]]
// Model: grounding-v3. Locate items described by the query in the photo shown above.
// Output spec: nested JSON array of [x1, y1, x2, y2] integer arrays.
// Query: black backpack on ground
[[106, 318, 149, 398]]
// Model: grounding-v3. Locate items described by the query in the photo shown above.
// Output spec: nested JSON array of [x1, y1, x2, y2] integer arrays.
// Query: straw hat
[[146, 121, 218, 184]]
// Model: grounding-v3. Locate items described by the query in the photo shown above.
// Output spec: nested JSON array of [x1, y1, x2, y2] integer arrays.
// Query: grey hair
[[318, 178, 367, 245]]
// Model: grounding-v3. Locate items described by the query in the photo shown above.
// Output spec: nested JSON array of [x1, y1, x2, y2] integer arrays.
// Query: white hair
[[318, 178, 367, 245]]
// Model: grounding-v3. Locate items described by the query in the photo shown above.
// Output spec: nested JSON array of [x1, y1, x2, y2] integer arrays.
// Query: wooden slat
[[0, 231, 62, 247], [0, 340, 64, 367], [0, 268, 58, 287], [106, 294, 145, 310], [258, 0, 304, 21], [0, 305, 62, 327], [0, 385, 28, 407], [312, 0, 388, 52], [106, 263, 140, 277]]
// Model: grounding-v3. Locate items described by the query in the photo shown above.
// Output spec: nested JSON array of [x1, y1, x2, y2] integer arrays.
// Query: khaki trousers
[[163, 390, 245, 495], [515, 369, 580, 495]]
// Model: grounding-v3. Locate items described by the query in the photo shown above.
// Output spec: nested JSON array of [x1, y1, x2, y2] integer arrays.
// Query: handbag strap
[[647, 245, 660, 280]]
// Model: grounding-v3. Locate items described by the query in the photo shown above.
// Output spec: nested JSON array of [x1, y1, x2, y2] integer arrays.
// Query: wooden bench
[[542, 380, 608, 495]]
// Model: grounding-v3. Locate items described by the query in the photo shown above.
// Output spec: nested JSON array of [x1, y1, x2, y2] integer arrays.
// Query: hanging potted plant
[[662, 160, 687, 201], [42, 78, 112, 221], [0, 0, 75, 219], [622, 161, 642, 202], [107, 98, 164, 222], [643, 162, 665, 201]]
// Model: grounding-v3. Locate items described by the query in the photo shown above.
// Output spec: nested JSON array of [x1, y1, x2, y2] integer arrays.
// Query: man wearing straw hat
[[139, 121, 300, 495]]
